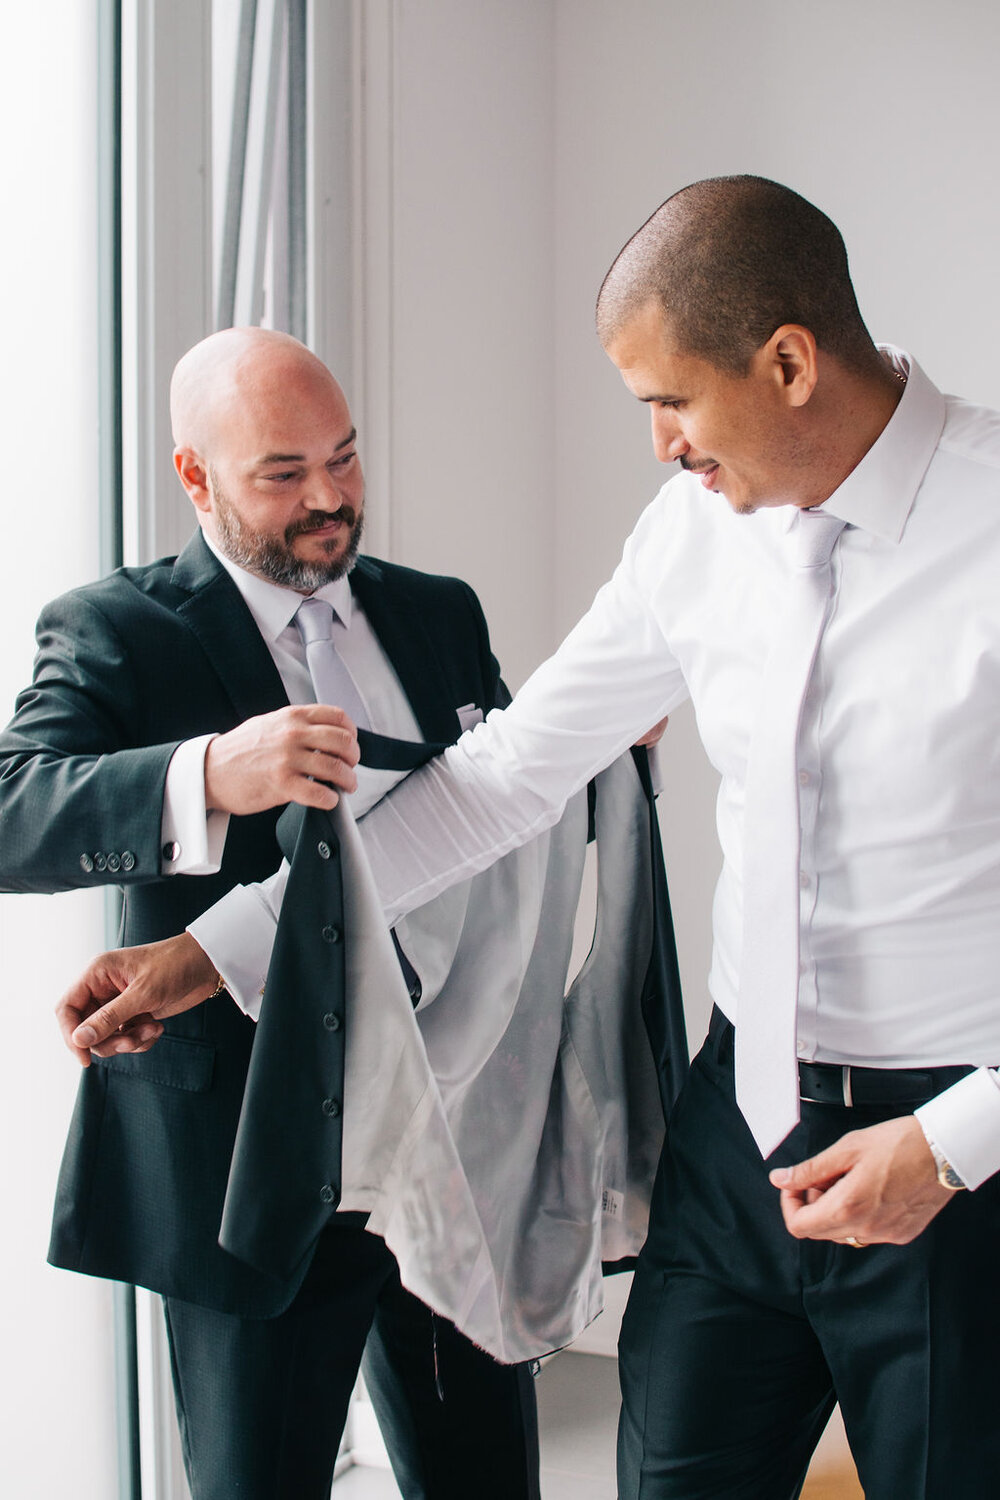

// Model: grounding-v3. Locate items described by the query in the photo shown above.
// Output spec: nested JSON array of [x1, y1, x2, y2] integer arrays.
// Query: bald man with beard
[[0, 329, 541, 1500]]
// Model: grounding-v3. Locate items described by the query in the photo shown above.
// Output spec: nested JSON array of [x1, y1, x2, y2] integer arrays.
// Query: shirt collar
[[800, 346, 946, 543], [202, 532, 355, 641]]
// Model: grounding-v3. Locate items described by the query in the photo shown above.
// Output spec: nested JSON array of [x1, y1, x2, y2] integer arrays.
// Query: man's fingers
[[298, 712, 361, 765], [205, 706, 360, 814], [56, 963, 122, 1064], [294, 729, 360, 779], [634, 715, 669, 748], [769, 1143, 851, 1193], [291, 777, 340, 811], [771, 1119, 950, 1245], [72, 985, 153, 1050], [89, 1016, 165, 1057]]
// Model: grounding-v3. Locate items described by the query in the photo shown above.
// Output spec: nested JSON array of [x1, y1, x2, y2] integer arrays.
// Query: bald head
[[596, 176, 876, 375], [170, 327, 343, 460], [170, 328, 365, 590]]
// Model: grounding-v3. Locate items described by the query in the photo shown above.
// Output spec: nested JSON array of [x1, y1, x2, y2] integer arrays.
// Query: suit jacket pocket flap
[[97, 1035, 215, 1092]]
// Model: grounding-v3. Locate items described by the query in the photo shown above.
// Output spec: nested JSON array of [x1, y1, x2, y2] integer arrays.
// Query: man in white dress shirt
[[62, 178, 1000, 1497]]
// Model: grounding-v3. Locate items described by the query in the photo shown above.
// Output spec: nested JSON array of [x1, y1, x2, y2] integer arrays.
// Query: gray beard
[[213, 492, 364, 590]]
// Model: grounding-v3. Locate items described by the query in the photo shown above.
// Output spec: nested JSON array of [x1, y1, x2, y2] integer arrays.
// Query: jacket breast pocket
[[96, 1034, 215, 1092]]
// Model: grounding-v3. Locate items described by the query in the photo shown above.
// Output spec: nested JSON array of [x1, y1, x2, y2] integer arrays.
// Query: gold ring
[[844, 1235, 866, 1248]]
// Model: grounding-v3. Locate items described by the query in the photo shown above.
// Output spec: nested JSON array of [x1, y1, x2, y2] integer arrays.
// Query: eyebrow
[[256, 428, 357, 465]]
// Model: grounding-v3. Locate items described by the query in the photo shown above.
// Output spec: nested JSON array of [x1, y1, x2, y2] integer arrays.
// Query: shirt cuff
[[187, 876, 282, 1022], [161, 734, 231, 875], [914, 1067, 1000, 1189]]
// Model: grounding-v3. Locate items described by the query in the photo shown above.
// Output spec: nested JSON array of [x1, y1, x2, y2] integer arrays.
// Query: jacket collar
[[171, 531, 289, 722], [172, 536, 461, 744], [350, 556, 462, 744]]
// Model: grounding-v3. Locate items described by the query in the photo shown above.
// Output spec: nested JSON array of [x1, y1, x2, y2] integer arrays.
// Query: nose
[[304, 469, 348, 511], [650, 406, 688, 465]]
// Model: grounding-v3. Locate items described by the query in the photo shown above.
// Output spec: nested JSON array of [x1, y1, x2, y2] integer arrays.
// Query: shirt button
[[79, 854, 94, 874], [321, 924, 342, 944], [798, 770, 811, 786], [322, 1012, 342, 1032], [319, 1183, 338, 1206], [317, 840, 332, 860], [322, 1098, 341, 1118], [799, 871, 810, 890]]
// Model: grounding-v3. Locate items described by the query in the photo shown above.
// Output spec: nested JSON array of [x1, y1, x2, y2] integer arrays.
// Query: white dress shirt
[[357, 349, 1000, 1188]]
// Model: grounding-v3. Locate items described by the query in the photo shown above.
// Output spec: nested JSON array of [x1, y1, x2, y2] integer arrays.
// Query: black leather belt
[[797, 1058, 975, 1108], [706, 1009, 978, 1109]]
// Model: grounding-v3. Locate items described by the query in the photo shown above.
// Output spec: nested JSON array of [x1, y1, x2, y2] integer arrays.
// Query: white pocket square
[[456, 703, 484, 732]]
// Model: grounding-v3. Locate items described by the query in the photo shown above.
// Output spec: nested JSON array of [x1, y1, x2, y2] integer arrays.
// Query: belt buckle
[[841, 1065, 854, 1107], [799, 1063, 855, 1106]]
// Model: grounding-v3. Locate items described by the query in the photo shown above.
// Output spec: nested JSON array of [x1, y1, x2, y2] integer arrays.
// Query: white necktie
[[737, 508, 847, 1156], [294, 596, 371, 730]]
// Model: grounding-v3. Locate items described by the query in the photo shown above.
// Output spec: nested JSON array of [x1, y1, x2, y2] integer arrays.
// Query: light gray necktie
[[737, 507, 847, 1156], [295, 596, 371, 730]]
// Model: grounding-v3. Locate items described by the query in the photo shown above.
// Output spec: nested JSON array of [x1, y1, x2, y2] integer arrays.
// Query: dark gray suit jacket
[[0, 532, 505, 1316]]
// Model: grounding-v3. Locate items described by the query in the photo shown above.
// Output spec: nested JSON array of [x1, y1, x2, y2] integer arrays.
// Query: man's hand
[[56, 932, 219, 1067], [769, 1116, 955, 1245], [634, 715, 669, 749], [204, 704, 360, 815]]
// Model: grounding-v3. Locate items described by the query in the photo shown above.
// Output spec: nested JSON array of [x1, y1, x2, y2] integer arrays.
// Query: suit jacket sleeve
[[460, 579, 510, 711], [0, 590, 182, 893]]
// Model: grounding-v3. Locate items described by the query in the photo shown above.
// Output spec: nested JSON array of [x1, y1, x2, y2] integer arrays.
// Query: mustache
[[286, 507, 358, 540], [678, 455, 715, 474]]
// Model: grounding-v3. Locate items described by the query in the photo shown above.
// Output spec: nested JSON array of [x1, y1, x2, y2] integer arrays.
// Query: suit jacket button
[[322, 1098, 341, 1118], [93, 852, 108, 872], [321, 924, 342, 944], [317, 840, 334, 860], [322, 1012, 342, 1032], [107, 853, 121, 873], [409, 980, 422, 1005], [319, 1183, 338, 1206], [121, 851, 135, 872], [79, 854, 94, 874]]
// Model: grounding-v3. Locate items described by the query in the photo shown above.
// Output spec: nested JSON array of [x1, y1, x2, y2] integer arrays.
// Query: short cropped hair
[[596, 175, 875, 374]]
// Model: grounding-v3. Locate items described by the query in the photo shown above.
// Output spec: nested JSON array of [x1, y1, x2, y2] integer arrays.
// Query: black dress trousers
[[618, 1011, 1000, 1500]]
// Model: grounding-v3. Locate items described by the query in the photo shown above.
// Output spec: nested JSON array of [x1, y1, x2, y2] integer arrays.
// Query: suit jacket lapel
[[172, 532, 289, 722], [350, 558, 461, 744]]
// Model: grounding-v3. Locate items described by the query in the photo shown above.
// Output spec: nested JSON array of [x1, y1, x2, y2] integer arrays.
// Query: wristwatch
[[928, 1140, 967, 1191]]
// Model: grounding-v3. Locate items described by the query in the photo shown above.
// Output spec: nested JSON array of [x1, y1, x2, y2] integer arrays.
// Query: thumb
[[770, 1142, 848, 1192], [73, 986, 146, 1049]]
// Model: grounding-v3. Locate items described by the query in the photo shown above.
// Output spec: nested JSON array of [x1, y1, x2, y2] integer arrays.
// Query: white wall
[[0, 5, 119, 1496], [367, 0, 557, 691]]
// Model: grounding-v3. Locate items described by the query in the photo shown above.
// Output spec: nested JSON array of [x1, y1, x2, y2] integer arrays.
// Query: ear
[[762, 325, 818, 408], [174, 447, 212, 516]]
